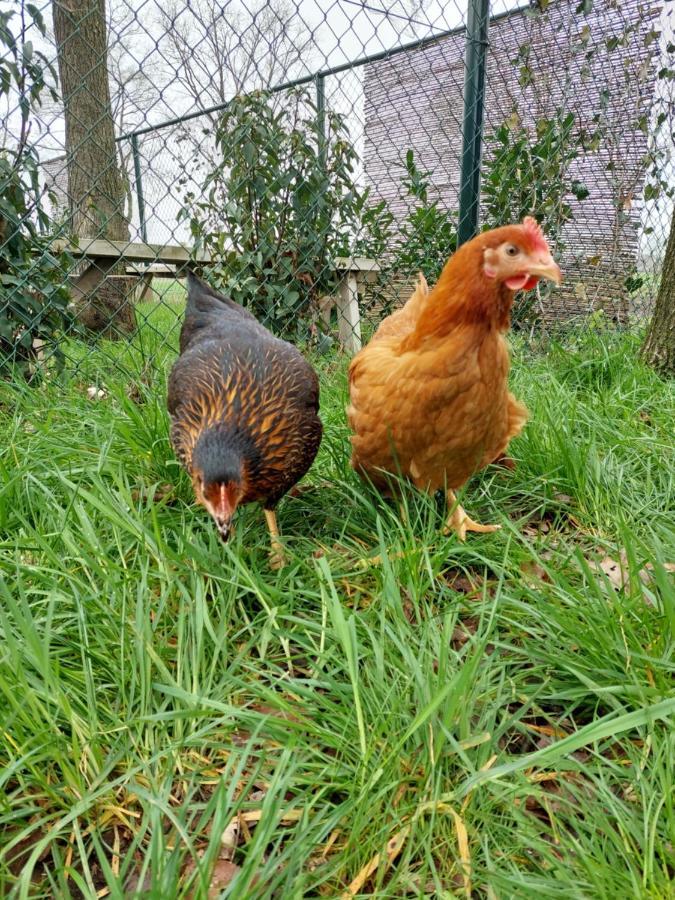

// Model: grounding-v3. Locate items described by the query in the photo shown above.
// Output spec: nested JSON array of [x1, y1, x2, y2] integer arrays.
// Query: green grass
[[1, 320, 674, 898]]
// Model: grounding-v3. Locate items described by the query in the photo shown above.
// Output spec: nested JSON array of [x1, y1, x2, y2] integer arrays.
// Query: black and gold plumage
[[167, 272, 322, 566]]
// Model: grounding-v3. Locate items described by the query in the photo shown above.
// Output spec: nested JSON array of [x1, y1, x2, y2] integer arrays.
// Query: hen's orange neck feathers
[[402, 219, 555, 348], [420, 239, 514, 337]]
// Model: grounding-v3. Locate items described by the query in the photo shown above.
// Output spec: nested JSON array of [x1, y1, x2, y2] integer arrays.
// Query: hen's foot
[[444, 490, 500, 541]]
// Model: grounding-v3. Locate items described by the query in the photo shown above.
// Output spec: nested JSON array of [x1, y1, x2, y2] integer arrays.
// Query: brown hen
[[168, 273, 322, 567], [347, 217, 561, 539]]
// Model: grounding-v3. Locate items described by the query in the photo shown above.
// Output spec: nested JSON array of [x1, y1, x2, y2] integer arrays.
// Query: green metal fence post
[[315, 73, 326, 171], [131, 133, 147, 243], [457, 0, 490, 246]]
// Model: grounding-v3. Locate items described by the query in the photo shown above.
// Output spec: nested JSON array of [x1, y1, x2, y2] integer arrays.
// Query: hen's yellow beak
[[528, 255, 562, 285]]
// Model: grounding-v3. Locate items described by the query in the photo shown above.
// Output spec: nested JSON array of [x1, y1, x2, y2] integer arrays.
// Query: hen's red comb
[[522, 216, 549, 253]]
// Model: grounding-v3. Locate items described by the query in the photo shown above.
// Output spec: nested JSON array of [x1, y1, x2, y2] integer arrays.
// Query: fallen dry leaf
[[206, 860, 241, 898], [287, 479, 333, 498], [451, 809, 471, 899], [321, 828, 342, 859], [221, 807, 302, 832], [523, 723, 569, 740], [124, 870, 153, 895], [358, 550, 409, 568], [341, 825, 411, 898], [520, 560, 551, 588], [249, 703, 303, 725], [131, 483, 176, 505], [184, 858, 242, 899], [219, 817, 240, 860], [401, 593, 417, 625], [591, 551, 674, 600], [451, 617, 479, 650], [86, 385, 107, 400], [594, 554, 630, 590], [443, 568, 490, 600], [445, 571, 477, 594]]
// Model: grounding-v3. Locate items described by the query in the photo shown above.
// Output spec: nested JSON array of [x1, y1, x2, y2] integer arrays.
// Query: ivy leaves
[[0, 0, 72, 378]]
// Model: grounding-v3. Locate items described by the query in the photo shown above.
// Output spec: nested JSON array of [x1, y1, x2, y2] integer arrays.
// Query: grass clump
[[0, 318, 673, 898]]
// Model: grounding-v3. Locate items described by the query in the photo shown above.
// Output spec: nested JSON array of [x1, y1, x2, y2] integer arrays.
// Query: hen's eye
[[505, 245, 520, 257]]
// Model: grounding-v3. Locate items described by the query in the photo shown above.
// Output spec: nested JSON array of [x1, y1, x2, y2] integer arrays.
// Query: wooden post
[[337, 273, 362, 354]]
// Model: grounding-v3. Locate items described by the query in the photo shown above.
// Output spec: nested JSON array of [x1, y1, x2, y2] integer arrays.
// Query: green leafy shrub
[[0, 2, 73, 378], [393, 150, 457, 281], [483, 112, 589, 327], [181, 89, 390, 338], [483, 112, 589, 238]]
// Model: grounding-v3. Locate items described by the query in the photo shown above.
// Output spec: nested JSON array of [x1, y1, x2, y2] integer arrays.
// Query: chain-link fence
[[1, 0, 673, 380]]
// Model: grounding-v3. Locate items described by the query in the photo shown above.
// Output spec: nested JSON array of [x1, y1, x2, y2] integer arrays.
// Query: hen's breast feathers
[[168, 332, 320, 491], [348, 325, 524, 491]]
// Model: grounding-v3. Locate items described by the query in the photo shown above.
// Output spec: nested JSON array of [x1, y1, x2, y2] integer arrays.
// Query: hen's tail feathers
[[406, 272, 429, 313], [407, 272, 429, 322], [184, 270, 258, 324], [185, 271, 229, 317], [368, 272, 430, 345]]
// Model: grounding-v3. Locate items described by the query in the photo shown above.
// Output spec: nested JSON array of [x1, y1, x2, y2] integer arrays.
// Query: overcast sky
[[1, 0, 671, 256], [5, 0, 527, 241]]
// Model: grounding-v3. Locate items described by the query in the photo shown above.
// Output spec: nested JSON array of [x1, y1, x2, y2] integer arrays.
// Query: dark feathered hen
[[168, 273, 322, 567]]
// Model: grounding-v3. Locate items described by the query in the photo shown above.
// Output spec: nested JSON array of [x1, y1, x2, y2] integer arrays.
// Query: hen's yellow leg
[[443, 489, 500, 541], [264, 509, 286, 570]]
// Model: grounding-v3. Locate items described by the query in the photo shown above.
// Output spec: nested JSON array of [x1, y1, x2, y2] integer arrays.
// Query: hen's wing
[[177, 271, 263, 354]]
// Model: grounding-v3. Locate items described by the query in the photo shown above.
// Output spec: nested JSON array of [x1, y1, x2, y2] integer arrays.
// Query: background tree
[[52, 0, 135, 336], [43, 0, 162, 223], [158, 0, 310, 114], [641, 211, 675, 376], [157, 0, 312, 173], [640, 28, 674, 376]]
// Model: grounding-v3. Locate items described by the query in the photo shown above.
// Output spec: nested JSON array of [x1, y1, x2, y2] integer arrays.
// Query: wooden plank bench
[[51, 239, 379, 353], [50, 238, 210, 305]]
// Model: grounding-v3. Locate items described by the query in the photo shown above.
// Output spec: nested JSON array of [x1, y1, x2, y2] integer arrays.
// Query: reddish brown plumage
[[347, 219, 561, 506], [167, 273, 322, 543]]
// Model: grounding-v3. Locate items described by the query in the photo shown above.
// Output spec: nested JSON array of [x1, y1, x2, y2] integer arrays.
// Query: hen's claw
[[444, 490, 500, 541], [269, 547, 287, 570]]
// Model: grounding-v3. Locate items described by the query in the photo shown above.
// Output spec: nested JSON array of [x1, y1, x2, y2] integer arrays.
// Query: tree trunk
[[641, 212, 675, 377], [52, 0, 136, 337]]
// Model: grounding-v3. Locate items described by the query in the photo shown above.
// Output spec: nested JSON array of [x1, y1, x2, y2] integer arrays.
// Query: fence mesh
[[1, 0, 673, 380]]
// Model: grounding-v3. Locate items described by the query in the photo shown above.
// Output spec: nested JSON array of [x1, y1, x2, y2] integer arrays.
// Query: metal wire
[[0, 0, 672, 379]]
